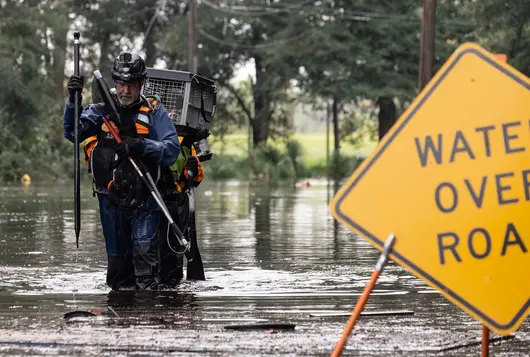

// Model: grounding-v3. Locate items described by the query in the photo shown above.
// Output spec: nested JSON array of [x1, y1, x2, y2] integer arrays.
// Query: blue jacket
[[63, 98, 180, 167]]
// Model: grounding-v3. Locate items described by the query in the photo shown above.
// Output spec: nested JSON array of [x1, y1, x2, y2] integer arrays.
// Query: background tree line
[[1, 0, 528, 183]]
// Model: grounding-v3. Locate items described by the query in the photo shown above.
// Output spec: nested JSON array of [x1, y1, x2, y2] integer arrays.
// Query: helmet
[[111, 51, 147, 83]]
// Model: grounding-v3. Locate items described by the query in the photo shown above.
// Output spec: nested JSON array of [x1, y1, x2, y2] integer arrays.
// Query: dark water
[[0, 180, 527, 356]]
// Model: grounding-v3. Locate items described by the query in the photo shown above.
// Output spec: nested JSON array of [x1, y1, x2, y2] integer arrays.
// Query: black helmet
[[111, 51, 147, 83]]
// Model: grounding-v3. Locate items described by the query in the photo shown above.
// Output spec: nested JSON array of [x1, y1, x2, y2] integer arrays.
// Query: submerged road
[[0, 181, 527, 356]]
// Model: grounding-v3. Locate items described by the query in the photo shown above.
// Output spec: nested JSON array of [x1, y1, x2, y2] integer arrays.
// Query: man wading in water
[[63, 51, 182, 290]]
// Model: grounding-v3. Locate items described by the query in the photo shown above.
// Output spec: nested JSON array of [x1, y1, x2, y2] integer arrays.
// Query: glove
[[67, 75, 84, 103], [186, 155, 199, 178], [114, 137, 146, 158]]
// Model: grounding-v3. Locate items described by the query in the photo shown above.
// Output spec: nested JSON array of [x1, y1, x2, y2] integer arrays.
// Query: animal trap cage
[[142, 68, 217, 161]]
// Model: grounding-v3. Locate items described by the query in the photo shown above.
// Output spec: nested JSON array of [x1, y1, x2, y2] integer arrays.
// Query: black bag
[[107, 159, 148, 210]]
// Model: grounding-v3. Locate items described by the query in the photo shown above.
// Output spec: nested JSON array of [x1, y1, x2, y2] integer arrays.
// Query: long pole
[[418, 0, 437, 91], [188, 0, 197, 72], [73, 31, 81, 248]]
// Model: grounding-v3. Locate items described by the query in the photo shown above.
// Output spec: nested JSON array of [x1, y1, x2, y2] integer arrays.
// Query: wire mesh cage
[[142, 68, 216, 135], [142, 68, 217, 161]]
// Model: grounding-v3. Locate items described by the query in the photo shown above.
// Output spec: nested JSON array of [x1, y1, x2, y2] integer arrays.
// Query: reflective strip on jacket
[[63, 97, 180, 169]]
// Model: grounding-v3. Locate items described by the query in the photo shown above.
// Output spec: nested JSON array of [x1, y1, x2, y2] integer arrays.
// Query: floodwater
[[0, 179, 527, 357]]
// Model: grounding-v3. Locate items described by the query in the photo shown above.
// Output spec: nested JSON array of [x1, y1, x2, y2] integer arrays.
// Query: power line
[[201, 0, 283, 15], [200, 0, 475, 27], [199, 27, 318, 49], [201, 0, 315, 14]]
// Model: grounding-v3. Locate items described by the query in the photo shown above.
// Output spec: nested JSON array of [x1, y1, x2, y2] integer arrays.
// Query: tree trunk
[[377, 96, 397, 141], [144, 35, 158, 68], [99, 36, 112, 79], [332, 98, 340, 155], [48, 9, 69, 151], [252, 53, 271, 146], [52, 16, 68, 102], [143, 9, 158, 67]]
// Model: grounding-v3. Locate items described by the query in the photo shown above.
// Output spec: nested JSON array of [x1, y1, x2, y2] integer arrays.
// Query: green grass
[[207, 132, 377, 163], [198, 132, 378, 181]]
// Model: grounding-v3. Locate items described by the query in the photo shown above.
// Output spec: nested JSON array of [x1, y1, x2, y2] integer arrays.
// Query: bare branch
[[222, 80, 254, 125]]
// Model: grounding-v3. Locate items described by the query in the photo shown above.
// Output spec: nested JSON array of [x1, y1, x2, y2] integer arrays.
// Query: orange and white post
[[330, 233, 397, 357]]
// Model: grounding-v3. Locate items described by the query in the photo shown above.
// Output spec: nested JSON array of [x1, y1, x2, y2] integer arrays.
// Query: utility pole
[[418, 0, 437, 91], [187, 0, 198, 73]]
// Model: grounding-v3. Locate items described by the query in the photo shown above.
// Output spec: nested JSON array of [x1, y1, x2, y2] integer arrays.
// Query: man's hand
[[186, 155, 199, 177], [67, 75, 84, 103], [114, 137, 146, 158]]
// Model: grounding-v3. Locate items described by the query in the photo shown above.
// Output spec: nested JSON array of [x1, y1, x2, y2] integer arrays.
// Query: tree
[[158, 0, 303, 147], [472, 0, 530, 76], [0, 0, 70, 180]]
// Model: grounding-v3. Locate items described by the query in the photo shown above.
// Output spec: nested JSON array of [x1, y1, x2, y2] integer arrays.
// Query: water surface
[[0, 180, 527, 356]]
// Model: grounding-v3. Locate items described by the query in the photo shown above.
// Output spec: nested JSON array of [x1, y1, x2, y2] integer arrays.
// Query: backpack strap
[[141, 94, 161, 113]]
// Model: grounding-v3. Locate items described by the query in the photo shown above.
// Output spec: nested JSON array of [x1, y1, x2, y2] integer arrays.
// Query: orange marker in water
[[482, 325, 489, 357], [330, 233, 396, 357]]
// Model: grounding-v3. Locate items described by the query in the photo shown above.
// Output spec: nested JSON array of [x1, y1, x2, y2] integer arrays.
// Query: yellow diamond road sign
[[330, 42, 530, 336]]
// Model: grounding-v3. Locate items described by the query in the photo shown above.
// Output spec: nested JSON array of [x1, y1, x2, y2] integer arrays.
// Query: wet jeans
[[97, 193, 161, 290]]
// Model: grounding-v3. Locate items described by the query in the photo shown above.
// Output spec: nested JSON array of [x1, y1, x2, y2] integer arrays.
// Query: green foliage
[[285, 139, 304, 178], [202, 136, 363, 183], [0, 1, 72, 182], [2, 0, 530, 184], [249, 142, 291, 181], [471, 0, 530, 77], [210, 80, 254, 144], [339, 100, 379, 147], [203, 155, 248, 180]]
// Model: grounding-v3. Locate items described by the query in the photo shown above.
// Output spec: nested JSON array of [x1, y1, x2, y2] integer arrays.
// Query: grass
[[199, 131, 378, 181], [207, 132, 377, 164]]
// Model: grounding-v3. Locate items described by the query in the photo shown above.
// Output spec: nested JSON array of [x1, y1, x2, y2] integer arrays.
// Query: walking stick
[[185, 169, 205, 280], [73, 31, 81, 247]]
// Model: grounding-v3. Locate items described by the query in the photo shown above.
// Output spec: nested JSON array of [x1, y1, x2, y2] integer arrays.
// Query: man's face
[[115, 80, 142, 106]]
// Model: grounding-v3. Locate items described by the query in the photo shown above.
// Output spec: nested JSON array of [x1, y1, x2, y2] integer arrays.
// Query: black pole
[[185, 170, 205, 281], [73, 31, 81, 248], [92, 69, 121, 125]]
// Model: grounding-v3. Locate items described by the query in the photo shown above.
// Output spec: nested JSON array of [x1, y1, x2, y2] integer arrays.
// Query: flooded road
[[0, 180, 528, 356]]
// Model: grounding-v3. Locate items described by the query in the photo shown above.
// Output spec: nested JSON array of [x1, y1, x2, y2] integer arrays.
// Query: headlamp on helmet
[[111, 51, 147, 84]]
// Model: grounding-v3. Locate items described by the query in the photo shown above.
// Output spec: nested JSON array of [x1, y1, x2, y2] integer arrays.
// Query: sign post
[[330, 234, 396, 357], [482, 325, 489, 356], [330, 42, 530, 341]]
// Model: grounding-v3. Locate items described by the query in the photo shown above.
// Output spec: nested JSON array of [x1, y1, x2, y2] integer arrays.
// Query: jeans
[[97, 193, 161, 290]]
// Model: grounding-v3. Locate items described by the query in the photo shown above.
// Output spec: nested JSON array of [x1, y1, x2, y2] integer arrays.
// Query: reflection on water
[[0, 180, 527, 356]]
